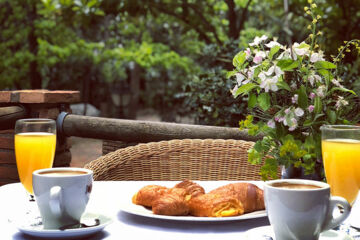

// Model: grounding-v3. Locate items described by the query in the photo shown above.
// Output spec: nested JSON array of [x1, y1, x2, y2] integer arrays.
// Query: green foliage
[[231, 2, 360, 180], [0, 0, 359, 125]]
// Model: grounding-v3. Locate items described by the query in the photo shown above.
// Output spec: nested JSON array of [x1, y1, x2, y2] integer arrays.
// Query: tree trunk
[[226, 0, 238, 39], [28, 1, 41, 89]]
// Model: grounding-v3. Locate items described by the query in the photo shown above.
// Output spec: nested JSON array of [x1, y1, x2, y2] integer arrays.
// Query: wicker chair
[[84, 139, 269, 181]]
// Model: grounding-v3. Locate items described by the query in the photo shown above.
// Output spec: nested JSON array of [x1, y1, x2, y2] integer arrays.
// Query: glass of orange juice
[[15, 119, 56, 200], [321, 125, 360, 206]]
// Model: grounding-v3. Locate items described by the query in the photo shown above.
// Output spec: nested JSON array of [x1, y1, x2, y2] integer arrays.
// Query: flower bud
[[311, 3, 317, 8], [304, 7, 309, 11]]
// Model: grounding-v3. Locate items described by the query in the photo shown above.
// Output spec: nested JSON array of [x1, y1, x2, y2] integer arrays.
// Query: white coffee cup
[[32, 167, 93, 229], [264, 179, 351, 240]]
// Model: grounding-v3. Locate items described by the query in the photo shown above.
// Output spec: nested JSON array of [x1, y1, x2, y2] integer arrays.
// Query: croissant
[[174, 180, 205, 200], [209, 183, 264, 213], [152, 188, 189, 216], [132, 185, 168, 207], [189, 193, 244, 217], [152, 181, 204, 215]]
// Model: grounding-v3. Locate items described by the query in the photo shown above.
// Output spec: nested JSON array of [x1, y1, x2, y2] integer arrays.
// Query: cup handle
[[49, 186, 63, 217], [322, 196, 351, 231]]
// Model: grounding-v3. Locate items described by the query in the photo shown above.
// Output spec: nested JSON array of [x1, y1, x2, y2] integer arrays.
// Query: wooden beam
[[61, 114, 260, 142]]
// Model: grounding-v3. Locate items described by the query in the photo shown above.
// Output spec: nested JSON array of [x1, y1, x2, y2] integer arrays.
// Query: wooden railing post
[[0, 90, 80, 186]]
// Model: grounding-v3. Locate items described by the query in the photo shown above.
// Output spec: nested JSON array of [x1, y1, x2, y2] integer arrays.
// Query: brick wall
[[0, 90, 80, 186]]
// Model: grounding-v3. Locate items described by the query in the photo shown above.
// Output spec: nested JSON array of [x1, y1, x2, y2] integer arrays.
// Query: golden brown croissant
[[152, 188, 189, 216], [189, 193, 244, 217], [132, 185, 168, 207], [209, 183, 264, 213], [174, 180, 205, 200]]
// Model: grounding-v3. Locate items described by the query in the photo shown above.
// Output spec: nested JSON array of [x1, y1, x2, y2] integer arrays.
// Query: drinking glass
[[15, 119, 57, 200], [320, 125, 360, 205]]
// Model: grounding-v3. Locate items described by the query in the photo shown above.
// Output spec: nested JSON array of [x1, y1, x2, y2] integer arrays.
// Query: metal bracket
[[56, 111, 69, 142]]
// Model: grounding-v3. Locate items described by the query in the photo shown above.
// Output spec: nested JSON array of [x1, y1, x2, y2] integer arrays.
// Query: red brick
[[0, 133, 14, 149], [0, 91, 12, 102], [0, 164, 19, 180], [2, 90, 80, 104], [0, 130, 14, 134], [0, 149, 15, 163], [38, 107, 60, 119], [44, 91, 80, 104]]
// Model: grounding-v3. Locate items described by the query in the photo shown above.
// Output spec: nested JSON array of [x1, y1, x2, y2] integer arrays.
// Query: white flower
[[249, 35, 268, 46], [247, 68, 254, 79], [231, 85, 239, 96], [335, 96, 349, 110], [235, 73, 245, 85], [308, 74, 322, 86], [253, 51, 266, 64], [331, 78, 343, 88], [277, 47, 295, 60], [295, 107, 304, 117], [310, 51, 325, 63], [316, 85, 326, 98], [259, 73, 279, 92], [245, 48, 251, 59], [265, 65, 284, 76], [267, 120, 276, 128], [265, 41, 282, 48], [291, 94, 298, 104], [288, 118, 298, 131], [292, 42, 310, 56]]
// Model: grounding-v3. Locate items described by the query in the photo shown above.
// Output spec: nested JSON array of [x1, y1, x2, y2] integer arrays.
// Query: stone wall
[[0, 90, 80, 186]]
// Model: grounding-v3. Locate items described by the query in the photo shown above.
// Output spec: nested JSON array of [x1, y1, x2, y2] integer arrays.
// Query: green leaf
[[226, 70, 237, 79], [234, 83, 257, 97], [297, 85, 309, 109], [317, 69, 333, 82], [269, 45, 280, 60], [277, 59, 300, 71], [327, 110, 337, 124], [258, 93, 271, 111], [314, 61, 337, 69], [277, 80, 291, 91], [233, 51, 246, 69], [248, 93, 257, 108], [303, 119, 313, 126], [314, 96, 322, 114], [330, 87, 356, 95]]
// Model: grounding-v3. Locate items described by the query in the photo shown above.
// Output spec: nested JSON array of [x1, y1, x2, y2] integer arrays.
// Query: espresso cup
[[32, 167, 93, 229], [264, 179, 351, 240]]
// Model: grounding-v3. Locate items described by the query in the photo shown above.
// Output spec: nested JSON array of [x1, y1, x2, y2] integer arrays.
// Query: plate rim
[[244, 225, 353, 240], [14, 212, 112, 237], [120, 202, 267, 222]]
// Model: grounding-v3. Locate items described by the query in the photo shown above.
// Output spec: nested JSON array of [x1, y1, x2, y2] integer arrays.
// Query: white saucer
[[9, 212, 113, 238], [244, 226, 352, 240]]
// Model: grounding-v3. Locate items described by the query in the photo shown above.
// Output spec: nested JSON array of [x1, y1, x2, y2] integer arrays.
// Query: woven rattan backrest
[[84, 139, 268, 181]]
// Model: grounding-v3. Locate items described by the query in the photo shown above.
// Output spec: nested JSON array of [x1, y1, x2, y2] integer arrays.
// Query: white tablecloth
[[0, 181, 271, 239]]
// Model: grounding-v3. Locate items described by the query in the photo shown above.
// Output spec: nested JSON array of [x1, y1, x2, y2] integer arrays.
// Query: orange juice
[[322, 138, 360, 204], [15, 132, 56, 194]]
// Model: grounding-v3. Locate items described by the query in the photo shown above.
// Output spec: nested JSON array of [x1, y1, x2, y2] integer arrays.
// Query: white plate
[[244, 226, 352, 240], [120, 202, 267, 221], [10, 212, 112, 238]]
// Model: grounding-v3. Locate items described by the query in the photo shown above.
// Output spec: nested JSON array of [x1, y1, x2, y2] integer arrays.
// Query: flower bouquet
[[229, 1, 360, 180]]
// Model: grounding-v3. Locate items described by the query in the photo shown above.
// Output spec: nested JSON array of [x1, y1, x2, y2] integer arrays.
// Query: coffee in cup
[[264, 179, 351, 240], [32, 167, 93, 229]]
